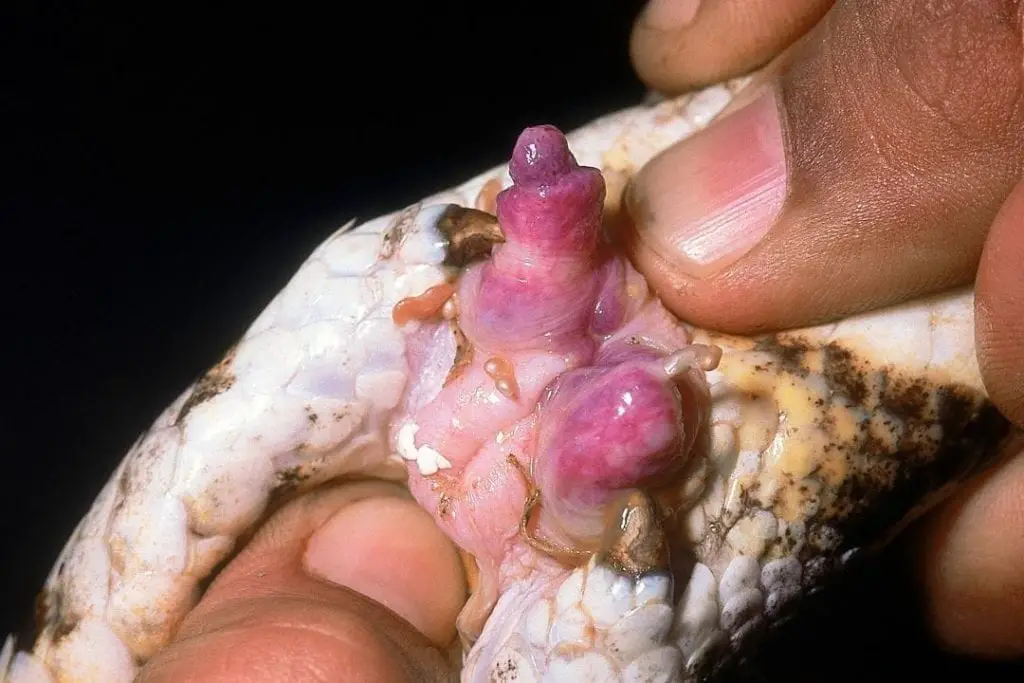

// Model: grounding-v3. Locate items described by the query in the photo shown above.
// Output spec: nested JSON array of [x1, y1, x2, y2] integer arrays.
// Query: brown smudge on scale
[[51, 614, 77, 644], [436, 205, 505, 268], [391, 283, 456, 326], [879, 375, 931, 422], [378, 203, 420, 260], [275, 466, 311, 494], [598, 490, 669, 577], [483, 356, 520, 401], [491, 653, 520, 682], [175, 344, 238, 423], [752, 335, 812, 379], [474, 177, 503, 214], [13, 587, 54, 653], [445, 322, 475, 387], [33, 580, 77, 650], [822, 343, 869, 405]]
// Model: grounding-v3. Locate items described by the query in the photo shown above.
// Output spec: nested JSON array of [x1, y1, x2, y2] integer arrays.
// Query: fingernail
[[628, 90, 787, 278], [641, 0, 701, 31], [303, 497, 465, 645]]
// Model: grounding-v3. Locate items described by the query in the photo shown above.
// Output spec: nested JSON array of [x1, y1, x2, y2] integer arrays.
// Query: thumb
[[976, 174, 1024, 427], [137, 483, 466, 683], [625, 0, 1024, 334]]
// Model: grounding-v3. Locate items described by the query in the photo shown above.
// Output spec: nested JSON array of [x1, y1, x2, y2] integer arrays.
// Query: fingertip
[[138, 605, 413, 683], [976, 177, 1024, 427], [623, 89, 833, 333], [303, 496, 467, 647], [628, 1, 1022, 335], [630, 0, 832, 94], [138, 484, 461, 683], [918, 444, 1024, 658], [623, 222, 805, 333]]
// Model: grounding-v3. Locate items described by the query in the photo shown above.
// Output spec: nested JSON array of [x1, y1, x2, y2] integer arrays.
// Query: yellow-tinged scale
[[704, 335, 880, 523]]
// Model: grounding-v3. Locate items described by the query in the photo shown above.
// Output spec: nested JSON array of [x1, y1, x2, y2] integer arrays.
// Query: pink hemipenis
[[398, 124, 715, 640], [501, 125, 604, 254], [534, 359, 689, 541], [458, 126, 607, 353]]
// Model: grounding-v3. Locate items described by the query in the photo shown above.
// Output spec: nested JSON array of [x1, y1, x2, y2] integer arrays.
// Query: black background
[[1, 2, 1020, 680]]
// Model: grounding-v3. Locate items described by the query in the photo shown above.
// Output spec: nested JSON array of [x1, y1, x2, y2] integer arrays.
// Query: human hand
[[628, 0, 1024, 657], [135, 483, 464, 682]]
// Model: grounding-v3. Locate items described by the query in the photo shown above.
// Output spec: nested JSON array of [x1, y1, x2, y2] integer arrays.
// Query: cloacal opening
[[392, 125, 717, 644]]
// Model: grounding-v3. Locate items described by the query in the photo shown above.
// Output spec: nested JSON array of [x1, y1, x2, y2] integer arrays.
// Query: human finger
[[136, 482, 466, 682], [625, 1, 1024, 334]]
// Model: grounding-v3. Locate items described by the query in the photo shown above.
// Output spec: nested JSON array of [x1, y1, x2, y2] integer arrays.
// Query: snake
[[1, 77, 1012, 683]]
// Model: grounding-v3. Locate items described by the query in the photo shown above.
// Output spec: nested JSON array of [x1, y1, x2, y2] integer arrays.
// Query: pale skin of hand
[[138, 2, 1024, 680], [137, 482, 467, 683]]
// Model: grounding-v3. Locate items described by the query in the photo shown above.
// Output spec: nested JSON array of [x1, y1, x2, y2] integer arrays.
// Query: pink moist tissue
[[396, 125, 719, 639]]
